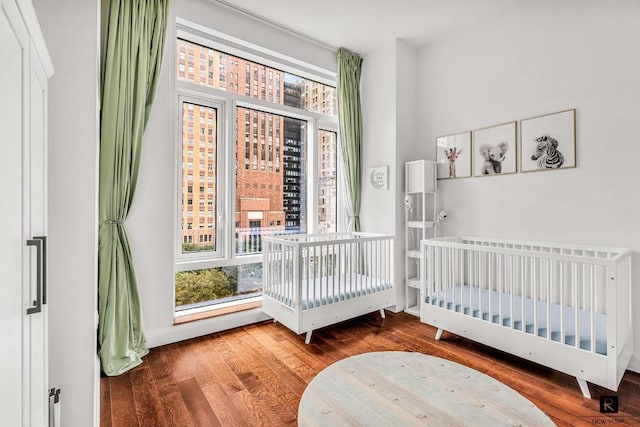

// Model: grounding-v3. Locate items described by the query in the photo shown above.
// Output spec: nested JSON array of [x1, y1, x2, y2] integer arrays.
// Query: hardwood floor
[[101, 312, 640, 426]]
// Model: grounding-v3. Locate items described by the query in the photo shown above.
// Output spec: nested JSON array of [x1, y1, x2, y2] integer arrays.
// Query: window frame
[[316, 124, 341, 233], [173, 22, 341, 303], [175, 94, 227, 264]]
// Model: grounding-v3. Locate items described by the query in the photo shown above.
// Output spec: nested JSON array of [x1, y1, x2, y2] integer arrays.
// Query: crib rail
[[422, 237, 631, 356], [264, 233, 394, 312]]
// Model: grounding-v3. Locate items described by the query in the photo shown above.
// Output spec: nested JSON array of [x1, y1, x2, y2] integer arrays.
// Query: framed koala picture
[[472, 121, 517, 177]]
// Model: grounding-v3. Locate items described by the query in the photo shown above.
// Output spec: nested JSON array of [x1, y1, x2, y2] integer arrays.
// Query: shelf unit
[[404, 160, 437, 316]]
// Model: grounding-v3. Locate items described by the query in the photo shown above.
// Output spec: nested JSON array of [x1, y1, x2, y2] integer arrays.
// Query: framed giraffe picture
[[520, 109, 576, 173], [436, 131, 471, 179]]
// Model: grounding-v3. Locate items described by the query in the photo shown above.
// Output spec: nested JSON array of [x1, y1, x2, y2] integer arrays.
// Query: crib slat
[[546, 258, 551, 341], [573, 261, 579, 349], [560, 261, 565, 344], [369, 240, 372, 292], [469, 249, 473, 317], [477, 251, 482, 318], [590, 264, 595, 353], [377, 240, 381, 292], [459, 248, 463, 314], [280, 243, 286, 305], [436, 246, 441, 307], [338, 243, 342, 299], [307, 246, 311, 309], [509, 254, 513, 329], [582, 262, 586, 314], [349, 241, 353, 299], [488, 252, 492, 322], [520, 256, 525, 332], [533, 257, 538, 337]]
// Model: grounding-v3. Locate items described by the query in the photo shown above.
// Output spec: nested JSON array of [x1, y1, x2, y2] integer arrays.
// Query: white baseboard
[[628, 354, 640, 374], [145, 308, 270, 348], [94, 354, 100, 427]]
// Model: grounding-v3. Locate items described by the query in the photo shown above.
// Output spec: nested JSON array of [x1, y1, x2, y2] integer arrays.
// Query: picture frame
[[436, 131, 471, 179], [520, 109, 576, 173], [472, 121, 517, 177], [369, 165, 389, 189]]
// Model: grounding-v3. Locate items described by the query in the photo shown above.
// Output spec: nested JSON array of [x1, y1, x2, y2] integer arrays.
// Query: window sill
[[173, 296, 262, 325]]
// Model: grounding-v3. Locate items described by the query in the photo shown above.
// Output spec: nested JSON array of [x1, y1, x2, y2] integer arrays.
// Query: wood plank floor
[[101, 312, 640, 426]]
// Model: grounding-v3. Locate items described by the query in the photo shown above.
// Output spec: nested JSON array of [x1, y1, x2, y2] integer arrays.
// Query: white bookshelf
[[404, 160, 437, 316]]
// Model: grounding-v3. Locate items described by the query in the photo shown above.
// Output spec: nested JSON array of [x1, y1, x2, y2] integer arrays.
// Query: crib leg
[[379, 309, 386, 319], [435, 328, 444, 341], [576, 378, 591, 399], [305, 331, 313, 345]]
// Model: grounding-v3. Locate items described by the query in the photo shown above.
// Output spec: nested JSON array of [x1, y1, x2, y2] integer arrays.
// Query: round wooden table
[[298, 351, 555, 426]]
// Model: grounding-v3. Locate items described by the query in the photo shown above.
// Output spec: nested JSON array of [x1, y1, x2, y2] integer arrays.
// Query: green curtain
[[337, 48, 363, 232], [98, 0, 169, 376]]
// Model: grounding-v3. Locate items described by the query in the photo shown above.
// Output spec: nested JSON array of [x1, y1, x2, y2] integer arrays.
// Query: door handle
[[26, 237, 43, 315], [35, 236, 47, 305]]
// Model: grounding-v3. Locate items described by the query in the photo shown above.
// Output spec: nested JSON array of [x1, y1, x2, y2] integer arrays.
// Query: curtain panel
[[337, 48, 363, 232], [98, 0, 169, 376]]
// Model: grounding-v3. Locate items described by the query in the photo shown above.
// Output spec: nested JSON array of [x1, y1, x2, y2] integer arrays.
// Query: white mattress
[[266, 273, 392, 310], [426, 285, 608, 355]]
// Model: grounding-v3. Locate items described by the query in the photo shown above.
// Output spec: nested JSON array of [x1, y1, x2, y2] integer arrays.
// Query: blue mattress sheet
[[267, 273, 392, 310], [425, 285, 607, 355]]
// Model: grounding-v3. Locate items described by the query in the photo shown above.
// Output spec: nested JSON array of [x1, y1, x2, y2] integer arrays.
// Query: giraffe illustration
[[445, 147, 462, 178]]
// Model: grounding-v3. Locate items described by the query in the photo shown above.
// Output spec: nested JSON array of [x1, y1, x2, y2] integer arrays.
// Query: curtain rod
[[211, 0, 340, 52]]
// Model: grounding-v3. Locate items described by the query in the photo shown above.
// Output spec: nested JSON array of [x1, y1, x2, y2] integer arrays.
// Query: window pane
[[235, 107, 306, 255], [175, 262, 262, 309], [181, 102, 217, 253], [177, 38, 337, 116], [318, 130, 337, 233]]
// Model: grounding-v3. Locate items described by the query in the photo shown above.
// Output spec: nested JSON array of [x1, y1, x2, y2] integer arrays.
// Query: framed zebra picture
[[436, 131, 471, 179], [520, 109, 576, 173]]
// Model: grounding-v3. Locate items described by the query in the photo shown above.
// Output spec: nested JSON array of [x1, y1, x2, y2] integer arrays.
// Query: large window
[[174, 32, 339, 313]]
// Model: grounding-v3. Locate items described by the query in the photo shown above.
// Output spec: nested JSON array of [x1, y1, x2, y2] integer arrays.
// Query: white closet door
[[28, 40, 49, 427], [0, 0, 49, 425], [0, 1, 30, 425]]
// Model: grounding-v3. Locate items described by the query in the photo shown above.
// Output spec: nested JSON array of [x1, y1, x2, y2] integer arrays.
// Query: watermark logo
[[600, 396, 618, 414]]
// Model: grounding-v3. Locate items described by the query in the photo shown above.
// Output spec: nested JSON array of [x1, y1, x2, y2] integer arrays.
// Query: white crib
[[421, 236, 633, 398], [262, 232, 395, 344]]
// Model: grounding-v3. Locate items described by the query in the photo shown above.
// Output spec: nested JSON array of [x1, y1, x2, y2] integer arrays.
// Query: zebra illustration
[[531, 135, 564, 169]]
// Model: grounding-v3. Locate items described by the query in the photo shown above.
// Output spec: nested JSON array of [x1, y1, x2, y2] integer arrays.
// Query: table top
[[298, 351, 555, 426]]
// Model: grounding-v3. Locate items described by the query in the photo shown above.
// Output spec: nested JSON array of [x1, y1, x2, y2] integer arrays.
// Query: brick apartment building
[[177, 39, 336, 251]]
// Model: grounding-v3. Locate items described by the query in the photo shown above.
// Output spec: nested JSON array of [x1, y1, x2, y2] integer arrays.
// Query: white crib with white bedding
[[262, 232, 395, 344], [421, 236, 633, 398]]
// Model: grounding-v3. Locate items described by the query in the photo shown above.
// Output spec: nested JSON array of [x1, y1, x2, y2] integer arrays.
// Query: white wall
[[418, 0, 640, 369], [128, 0, 337, 347], [360, 39, 425, 310], [360, 40, 399, 304], [360, 40, 397, 233], [33, 0, 100, 425]]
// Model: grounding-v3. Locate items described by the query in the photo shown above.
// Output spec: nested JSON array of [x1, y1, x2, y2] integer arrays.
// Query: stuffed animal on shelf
[[479, 142, 509, 174]]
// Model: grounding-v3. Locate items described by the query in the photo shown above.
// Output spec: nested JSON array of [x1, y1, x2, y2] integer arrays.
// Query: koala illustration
[[479, 142, 509, 174]]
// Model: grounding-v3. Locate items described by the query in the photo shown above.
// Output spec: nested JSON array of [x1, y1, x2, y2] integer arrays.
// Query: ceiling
[[216, 0, 555, 54]]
